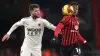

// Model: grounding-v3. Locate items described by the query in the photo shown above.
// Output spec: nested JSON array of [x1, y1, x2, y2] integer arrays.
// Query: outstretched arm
[[54, 16, 70, 37], [7, 18, 25, 35], [43, 19, 56, 31], [77, 32, 87, 43], [54, 23, 64, 37], [2, 18, 25, 41]]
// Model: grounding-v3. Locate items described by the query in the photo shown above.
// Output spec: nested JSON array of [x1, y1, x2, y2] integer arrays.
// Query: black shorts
[[60, 44, 81, 56]]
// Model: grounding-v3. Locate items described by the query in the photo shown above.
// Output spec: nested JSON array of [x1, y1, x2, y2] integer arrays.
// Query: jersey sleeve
[[60, 16, 70, 25], [76, 17, 80, 23], [7, 18, 25, 35], [54, 23, 64, 37], [42, 19, 56, 31], [77, 32, 86, 43]]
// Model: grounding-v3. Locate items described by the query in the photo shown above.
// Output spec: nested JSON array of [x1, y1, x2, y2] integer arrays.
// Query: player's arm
[[2, 18, 25, 42], [43, 19, 56, 31], [50, 23, 64, 45], [76, 19, 87, 43], [7, 18, 25, 35], [54, 23, 64, 37], [54, 16, 70, 37], [77, 32, 87, 43]]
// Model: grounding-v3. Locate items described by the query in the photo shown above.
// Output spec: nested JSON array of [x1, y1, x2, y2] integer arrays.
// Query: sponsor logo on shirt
[[27, 28, 41, 36]]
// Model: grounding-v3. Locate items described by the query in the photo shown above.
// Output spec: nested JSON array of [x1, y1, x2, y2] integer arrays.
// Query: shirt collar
[[29, 16, 41, 20]]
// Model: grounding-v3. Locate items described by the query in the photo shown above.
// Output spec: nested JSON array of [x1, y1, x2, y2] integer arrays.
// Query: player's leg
[[31, 49, 42, 56], [20, 47, 31, 56], [70, 44, 81, 56], [60, 46, 69, 56]]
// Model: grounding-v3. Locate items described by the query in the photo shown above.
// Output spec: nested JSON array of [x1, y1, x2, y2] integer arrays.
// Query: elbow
[[14, 22, 20, 27]]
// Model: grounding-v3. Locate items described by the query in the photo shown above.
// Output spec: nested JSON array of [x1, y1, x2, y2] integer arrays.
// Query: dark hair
[[70, 2, 79, 5], [29, 4, 40, 11]]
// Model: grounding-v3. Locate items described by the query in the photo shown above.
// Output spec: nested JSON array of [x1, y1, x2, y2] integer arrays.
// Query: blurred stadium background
[[0, 0, 100, 56]]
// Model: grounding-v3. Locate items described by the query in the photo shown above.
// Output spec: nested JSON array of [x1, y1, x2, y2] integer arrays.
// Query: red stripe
[[61, 29, 64, 45], [71, 22, 74, 44], [62, 28, 66, 46], [72, 23, 75, 44], [62, 29, 65, 45], [71, 31, 73, 45], [73, 32, 75, 43], [70, 19, 74, 45], [74, 32, 77, 44], [68, 20, 72, 45], [92, 0, 100, 49], [62, 28, 65, 46], [73, 31, 76, 44], [73, 32, 75, 44]]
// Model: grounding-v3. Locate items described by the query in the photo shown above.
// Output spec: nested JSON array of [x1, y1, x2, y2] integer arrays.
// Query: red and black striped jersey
[[54, 16, 85, 46]]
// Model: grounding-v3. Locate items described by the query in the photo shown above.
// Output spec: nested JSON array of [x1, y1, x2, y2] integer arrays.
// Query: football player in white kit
[[2, 4, 56, 56]]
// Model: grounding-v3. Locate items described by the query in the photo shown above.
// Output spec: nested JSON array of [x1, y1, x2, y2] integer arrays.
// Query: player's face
[[72, 5, 78, 15], [30, 8, 40, 18]]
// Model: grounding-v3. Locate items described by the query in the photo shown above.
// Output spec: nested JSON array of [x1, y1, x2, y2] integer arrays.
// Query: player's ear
[[30, 11, 32, 14]]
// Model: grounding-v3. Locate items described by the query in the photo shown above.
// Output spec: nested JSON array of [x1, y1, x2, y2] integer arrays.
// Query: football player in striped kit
[[54, 2, 87, 56]]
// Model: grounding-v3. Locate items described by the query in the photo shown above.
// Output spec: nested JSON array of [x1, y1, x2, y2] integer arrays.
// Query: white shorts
[[20, 46, 41, 56]]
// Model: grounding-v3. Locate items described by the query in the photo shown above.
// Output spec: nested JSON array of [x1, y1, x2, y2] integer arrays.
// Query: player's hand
[[2, 34, 10, 42], [83, 40, 87, 44], [50, 36, 60, 46], [84, 41, 93, 51]]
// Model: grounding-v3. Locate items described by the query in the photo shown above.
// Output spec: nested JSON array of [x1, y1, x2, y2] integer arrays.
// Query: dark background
[[0, 0, 100, 56]]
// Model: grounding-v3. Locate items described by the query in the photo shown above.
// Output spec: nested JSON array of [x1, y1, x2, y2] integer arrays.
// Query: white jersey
[[7, 16, 55, 50]]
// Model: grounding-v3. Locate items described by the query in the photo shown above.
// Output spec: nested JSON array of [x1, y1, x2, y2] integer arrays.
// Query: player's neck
[[30, 16, 39, 20], [72, 15, 77, 17]]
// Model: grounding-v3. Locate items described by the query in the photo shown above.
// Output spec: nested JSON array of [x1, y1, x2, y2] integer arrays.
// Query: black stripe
[[62, 29, 65, 45], [65, 27, 68, 46], [64, 27, 66, 46], [61, 29, 63, 45]]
